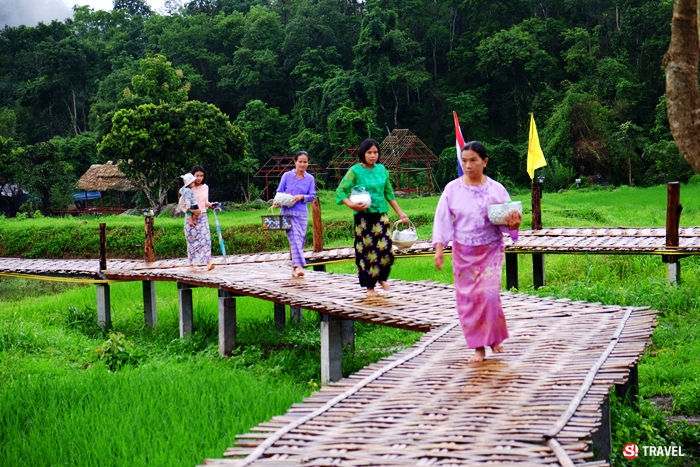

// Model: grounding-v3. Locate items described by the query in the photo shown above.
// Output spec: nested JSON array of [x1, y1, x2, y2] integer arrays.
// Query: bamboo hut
[[75, 161, 139, 213]]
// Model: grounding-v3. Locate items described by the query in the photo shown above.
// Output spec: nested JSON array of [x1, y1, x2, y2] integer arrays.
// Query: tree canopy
[[0, 0, 693, 214]]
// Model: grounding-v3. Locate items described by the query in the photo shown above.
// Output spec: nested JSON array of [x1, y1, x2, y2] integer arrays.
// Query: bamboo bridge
[[0, 232, 663, 465]]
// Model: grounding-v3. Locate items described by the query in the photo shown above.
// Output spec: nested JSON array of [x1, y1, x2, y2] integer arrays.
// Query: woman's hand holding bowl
[[504, 211, 522, 230]]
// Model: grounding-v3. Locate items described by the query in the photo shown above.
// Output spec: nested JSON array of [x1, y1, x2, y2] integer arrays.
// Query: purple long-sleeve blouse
[[432, 176, 519, 247], [277, 170, 316, 215]]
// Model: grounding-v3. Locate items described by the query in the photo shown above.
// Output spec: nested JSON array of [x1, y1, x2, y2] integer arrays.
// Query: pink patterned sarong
[[452, 239, 509, 348], [184, 212, 212, 266]]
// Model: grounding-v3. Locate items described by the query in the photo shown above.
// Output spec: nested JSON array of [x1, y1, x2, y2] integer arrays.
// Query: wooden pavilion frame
[[254, 156, 328, 200], [325, 147, 359, 184], [380, 129, 439, 193], [326, 130, 439, 193]]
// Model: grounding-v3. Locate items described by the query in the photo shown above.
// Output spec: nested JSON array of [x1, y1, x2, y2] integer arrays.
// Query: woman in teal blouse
[[336, 139, 410, 297]]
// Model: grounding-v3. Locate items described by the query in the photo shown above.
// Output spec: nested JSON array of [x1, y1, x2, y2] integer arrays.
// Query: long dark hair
[[462, 141, 487, 160], [190, 165, 206, 182], [358, 139, 380, 164]]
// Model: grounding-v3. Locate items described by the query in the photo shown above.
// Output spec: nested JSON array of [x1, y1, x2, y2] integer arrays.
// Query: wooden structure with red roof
[[254, 156, 328, 200], [326, 130, 439, 192]]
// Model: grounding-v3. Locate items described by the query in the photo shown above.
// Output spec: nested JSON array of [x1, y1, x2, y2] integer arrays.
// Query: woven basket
[[391, 220, 418, 249], [261, 211, 292, 231]]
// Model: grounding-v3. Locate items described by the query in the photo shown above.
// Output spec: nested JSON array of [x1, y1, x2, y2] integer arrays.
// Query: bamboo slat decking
[[201, 298, 655, 466]]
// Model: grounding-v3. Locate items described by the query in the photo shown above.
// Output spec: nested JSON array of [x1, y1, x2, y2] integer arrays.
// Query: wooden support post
[[531, 181, 543, 230], [531, 181, 545, 289], [218, 289, 236, 357], [99, 222, 107, 271], [177, 282, 194, 337], [615, 363, 639, 408], [312, 197, 323, 253], [341, 320, 355, 351], [505, 252, 518, 290], [591, 396, 612, 463], [320, 313, 343, 385], [96, 284, 111, 328], [290, 306, 303, 323], [663, 182, 682, 284], [533, 253, 545, 289], [142, 280, 157, 329], [274, 302, 286, 331], [144, 215, 155, 264]]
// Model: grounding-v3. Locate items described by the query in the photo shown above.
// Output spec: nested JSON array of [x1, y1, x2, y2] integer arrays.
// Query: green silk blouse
[[335, 163, 395, 213]]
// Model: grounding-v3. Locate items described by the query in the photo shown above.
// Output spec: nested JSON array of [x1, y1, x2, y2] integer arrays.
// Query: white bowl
[[487, 201, 522, 225]]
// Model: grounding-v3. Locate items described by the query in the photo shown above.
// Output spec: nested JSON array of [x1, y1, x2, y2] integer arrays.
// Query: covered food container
[[487, 201, 522, 225]]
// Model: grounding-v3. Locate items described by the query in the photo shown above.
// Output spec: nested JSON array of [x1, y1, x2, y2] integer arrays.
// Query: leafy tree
[[10, 142, 76, 215], [0, 136, 22, 217], [51, 133, 99, 177], [114, 0, 152, 18], [99, 100, 245, 211], [233, 99, 292, 165], [217, 5, 287, 111], [542, 90, 615, 178], [353, 7, 430, 130], [0, 108, 17, 139]]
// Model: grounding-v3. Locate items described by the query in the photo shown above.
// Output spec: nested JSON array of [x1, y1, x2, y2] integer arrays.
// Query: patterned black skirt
[[353, 212, 394, 289]]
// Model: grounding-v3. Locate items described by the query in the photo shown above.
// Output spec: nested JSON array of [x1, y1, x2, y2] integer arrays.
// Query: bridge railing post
[[144, 212, 155, 264], [663, 182, 682, 284], [99, 222, 107, 272], [531, 180, 545, 289]]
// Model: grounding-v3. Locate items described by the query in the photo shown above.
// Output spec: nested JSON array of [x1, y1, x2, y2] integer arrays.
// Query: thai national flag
[[453, 111, 465, 177]]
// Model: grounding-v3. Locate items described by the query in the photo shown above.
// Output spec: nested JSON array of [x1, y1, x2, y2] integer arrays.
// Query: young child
[[179, 173, 199, 227]]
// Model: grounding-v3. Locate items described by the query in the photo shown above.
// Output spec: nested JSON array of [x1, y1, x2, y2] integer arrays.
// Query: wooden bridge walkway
[[202, 299, 654, 466], [0, 231, 664, 466]]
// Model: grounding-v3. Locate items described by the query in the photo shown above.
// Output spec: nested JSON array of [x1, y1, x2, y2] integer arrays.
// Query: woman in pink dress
[[183, 165, 217, 272], [433, 141, 521, 362]]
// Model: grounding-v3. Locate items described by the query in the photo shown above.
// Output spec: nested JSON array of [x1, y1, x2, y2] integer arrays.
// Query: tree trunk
[[663, 0, 700, 174], [393, 87, 399, 130]]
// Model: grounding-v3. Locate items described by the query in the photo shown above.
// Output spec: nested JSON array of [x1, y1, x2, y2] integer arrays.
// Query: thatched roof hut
[[76, 161, 139, 192]]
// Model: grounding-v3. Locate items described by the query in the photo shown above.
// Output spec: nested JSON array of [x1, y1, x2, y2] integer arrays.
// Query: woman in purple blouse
[[274, 151, 316, 278], [433, 141, 521, 362]]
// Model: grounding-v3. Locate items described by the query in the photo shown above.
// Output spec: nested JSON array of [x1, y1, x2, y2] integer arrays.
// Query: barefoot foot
[[379, 281, 390, 291], [468, 347, 486, 362], [366, 288, 379, 297], [491, 344, 504, 354], [296, 266, 305, 277], [189, 266, 196, 273], [207, 263, 215, 271]]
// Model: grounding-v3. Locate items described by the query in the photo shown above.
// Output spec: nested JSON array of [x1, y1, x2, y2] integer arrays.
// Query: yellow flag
[[527, 113, 547, 179]]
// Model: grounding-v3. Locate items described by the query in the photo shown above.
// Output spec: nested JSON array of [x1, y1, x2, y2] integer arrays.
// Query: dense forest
[[0, 0, 692, 214]]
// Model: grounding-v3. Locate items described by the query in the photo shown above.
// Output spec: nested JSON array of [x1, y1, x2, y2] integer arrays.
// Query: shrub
[[95, 332, 140, 371]]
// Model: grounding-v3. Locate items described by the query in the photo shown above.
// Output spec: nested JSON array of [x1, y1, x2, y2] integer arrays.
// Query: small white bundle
[[392, 227, 417, 242], [487, 201, 522, 225], [349, 186, 371, 206], [273, 192, 296, 207]]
